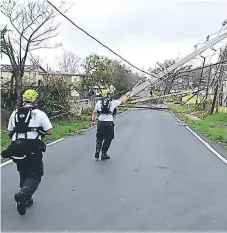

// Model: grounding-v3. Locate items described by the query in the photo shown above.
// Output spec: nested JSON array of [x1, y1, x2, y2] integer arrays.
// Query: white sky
[[1, 0, 227, 75]]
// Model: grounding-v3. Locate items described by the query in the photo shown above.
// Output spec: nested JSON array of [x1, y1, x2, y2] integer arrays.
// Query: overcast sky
[[1, 0, 227, 74]]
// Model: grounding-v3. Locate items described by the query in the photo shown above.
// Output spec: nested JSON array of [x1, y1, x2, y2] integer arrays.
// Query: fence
[[74, 97, 100, 110]]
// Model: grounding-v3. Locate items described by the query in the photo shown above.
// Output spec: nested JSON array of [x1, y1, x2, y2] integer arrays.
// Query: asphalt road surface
[[1, 109, 227, 232]]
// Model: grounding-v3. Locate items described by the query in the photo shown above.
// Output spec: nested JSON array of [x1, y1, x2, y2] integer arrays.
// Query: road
[[1, 109, 227, 232]]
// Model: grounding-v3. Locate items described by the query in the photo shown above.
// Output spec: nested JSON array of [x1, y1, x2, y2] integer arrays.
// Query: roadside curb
[[170, 110, 227, 165], [0, 110, 129, 168]]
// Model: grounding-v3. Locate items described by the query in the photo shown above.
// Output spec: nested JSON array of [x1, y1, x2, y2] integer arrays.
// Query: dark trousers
[[96, 138, 112, 154], [16, 154, 44, 198], [96, 121, 115, 154]]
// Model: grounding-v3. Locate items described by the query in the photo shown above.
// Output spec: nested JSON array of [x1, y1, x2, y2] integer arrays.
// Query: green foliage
[[170, 104, 190, 113], [78, 54, 111, 96], [165, 97, 178, 103], [1, 131, 10, 151], [153, 91, 163, 96], [2, 79, 72, 118], [77, 54, 141, 98], [170, 103, 205, 113], [110, 60, 133, 98], [1, 114, 91, 152], [183, 113, 227, 143], [36, 81, 71, 118]]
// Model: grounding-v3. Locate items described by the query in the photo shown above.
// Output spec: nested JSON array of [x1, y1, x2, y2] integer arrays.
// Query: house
[[0, 64, 83, 99], [0, 64, 84, 85], [38, 70, 83, 85], [1, 64, 45, 86]]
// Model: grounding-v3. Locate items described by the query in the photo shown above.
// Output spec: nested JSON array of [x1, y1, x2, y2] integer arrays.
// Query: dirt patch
[[215, 124, 227, 129], [190, 110, 210, 120], [186, 114, 201, 121]]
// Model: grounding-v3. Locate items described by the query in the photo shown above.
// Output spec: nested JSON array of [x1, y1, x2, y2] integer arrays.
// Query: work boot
[[101, 153, 110, 160], [26, 196, 34, 207], [95, 152, 100, 160], [14, 191, 27, 215]]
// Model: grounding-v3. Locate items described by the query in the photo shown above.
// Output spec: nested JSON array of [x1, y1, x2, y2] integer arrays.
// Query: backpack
[[100, 99, 112, 115], [13, 106, 45, 140], [15, 107, 33, 135]]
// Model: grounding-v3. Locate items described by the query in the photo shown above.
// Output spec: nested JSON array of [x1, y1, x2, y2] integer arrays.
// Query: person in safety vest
[[91, 89, 130, 160], [1, 89, 53, 215]]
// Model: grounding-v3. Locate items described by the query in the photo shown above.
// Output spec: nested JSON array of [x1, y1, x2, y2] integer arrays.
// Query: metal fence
[[75, 97, 100, 110]]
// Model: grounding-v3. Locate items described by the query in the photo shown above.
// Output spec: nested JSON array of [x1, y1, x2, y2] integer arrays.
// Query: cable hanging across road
[[46, 0, 157, 78]]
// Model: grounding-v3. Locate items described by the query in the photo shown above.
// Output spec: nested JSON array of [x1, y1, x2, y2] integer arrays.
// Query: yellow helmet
[[101, 89, 110, 97], [22, 89, 39, 102]]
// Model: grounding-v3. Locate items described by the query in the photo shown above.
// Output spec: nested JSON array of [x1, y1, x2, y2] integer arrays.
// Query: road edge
[[0, 110, 129, 168], [170, 110, 227, 165]]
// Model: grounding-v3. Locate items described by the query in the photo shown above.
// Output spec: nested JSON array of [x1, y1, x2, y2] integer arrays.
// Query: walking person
[[1, 89, 54, 215], [91, 89, 130, 160]]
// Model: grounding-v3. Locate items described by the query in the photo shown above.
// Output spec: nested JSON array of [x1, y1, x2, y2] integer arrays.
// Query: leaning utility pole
[[127, 22, 227, 99]]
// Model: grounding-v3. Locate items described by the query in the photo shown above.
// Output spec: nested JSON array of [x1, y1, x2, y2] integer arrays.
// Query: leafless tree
[[149, 59, 192, 95], [58, 51, 81, 74], [1, 0, 66, 109]]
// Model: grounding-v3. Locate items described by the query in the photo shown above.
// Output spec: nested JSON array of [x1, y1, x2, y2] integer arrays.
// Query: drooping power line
[[46, 0, 157, 78]]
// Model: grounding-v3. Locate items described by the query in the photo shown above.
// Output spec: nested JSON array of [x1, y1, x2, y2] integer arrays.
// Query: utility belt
[[1, 138, 46, 161], [9, 127, 46, 140], [97, 111, 113, 116], [97, 109, 117, 118]]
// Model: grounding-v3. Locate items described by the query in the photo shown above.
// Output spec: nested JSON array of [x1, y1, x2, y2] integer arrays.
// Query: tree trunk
[[210, 82, 218, 115], [8, 74, 15, 110], [204, 67, 212, 103], [12, 69, 22, 109]]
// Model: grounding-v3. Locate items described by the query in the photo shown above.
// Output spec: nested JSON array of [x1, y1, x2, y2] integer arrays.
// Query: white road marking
[[0, 138, 65, 168], [171, 111, 227, 165]]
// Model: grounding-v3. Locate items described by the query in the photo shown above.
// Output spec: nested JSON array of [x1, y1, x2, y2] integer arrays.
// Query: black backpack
[[100, 99, 112, 115], [13, 107, 45, 140], [15, 107, 33, 135]]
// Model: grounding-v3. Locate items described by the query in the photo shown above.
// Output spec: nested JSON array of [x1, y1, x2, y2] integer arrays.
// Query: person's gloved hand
[[91, 121, 95, 128], [1, 149, 11, 159]]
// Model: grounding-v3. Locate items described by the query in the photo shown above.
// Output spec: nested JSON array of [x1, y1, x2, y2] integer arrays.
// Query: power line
[[177, 60, 227, 75], [46, 0, 157, 78]]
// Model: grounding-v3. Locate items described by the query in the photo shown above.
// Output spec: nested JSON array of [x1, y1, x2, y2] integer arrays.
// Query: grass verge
[[170, 104, 227, 147], [1, 113, 91, 152], [182, 113, 227, 144], [170, 104, 194, 113]]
